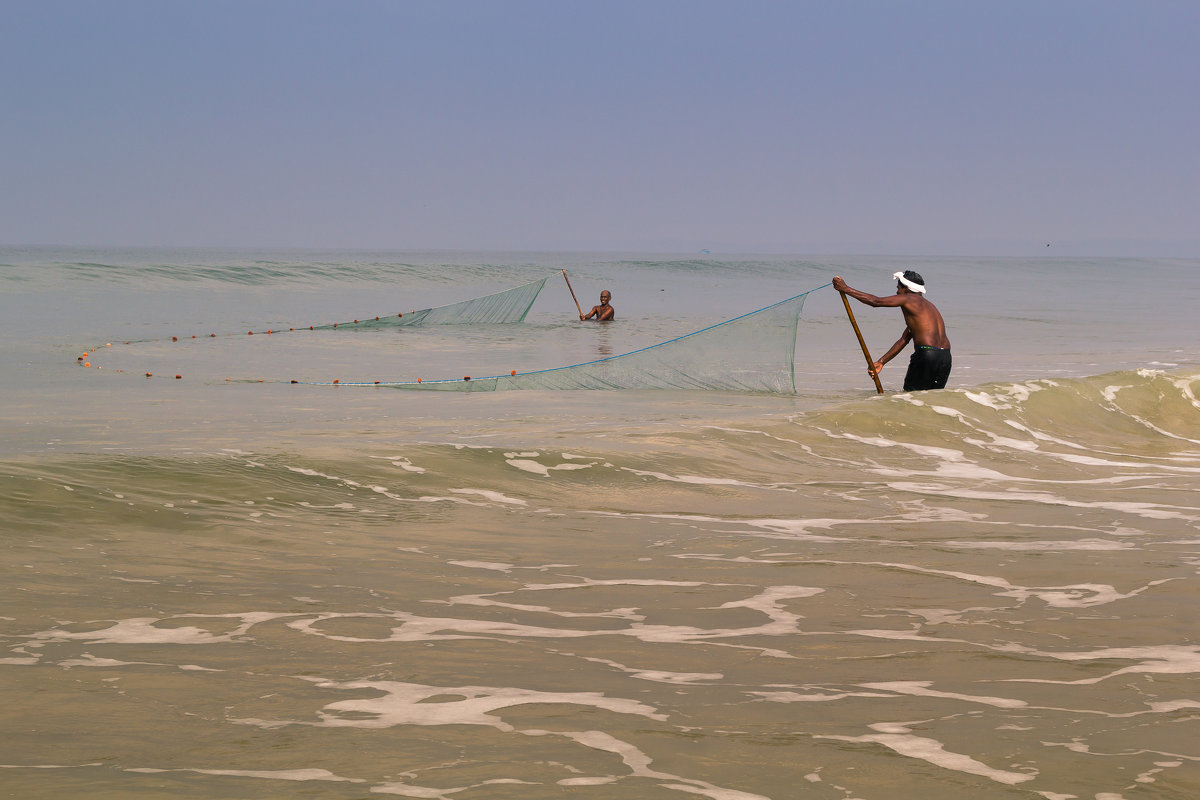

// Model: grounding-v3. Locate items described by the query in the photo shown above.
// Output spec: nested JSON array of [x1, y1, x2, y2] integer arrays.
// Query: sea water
[[1, 247, 1198, 799]]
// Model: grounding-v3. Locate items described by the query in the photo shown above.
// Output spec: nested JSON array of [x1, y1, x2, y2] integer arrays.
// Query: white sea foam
[[570, 655, 722, 684], [886, 482, 1198, 522], [517, 578, 710, 591], [505, 457, 597, 477], [750, 689, 890, 703], [128, 767, 364, 783], [729, 518, 852, 542], [442, 577, 727, 623], [962, 381, 1050, 410], [1145, 700, 1200, 712], [837, 433, 1017, 482], [783, 558, 1170, 609], [284, 581, 817, 651], [943, 538, 1134, 551], [59, 654, 138, 668], [448, 488, 526, 505], [1010, 643, 1200, 684], [552, 729, 772, 800], [1173, 373, 1200, 410], [373, 777, 535, 797], [859, 680, 1028, 708], [411, 494, 490, 506], [28, 612, 290, 646], [368, 455, 426, 473], [558, 776, 619, 786], [1, 763, 107, 770], [817, 722, 1036, 785], [962, 432, 1041, 452], [448, 560, 515, 572], [441, 591, 645, 620], [591, 512, 852, 542], [1002, 420, 1090, 449], [286, 466, 365, 487], [621, 467, 778, 488], [1052, 450, 1200, 471], [235, 678, 667, 731], [506, 459, 551, 476]]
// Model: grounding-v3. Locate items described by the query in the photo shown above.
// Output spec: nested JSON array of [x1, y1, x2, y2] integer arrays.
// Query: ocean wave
[[4, 367, 1197, 542], [0, 247, 573, 291], [804, 366, 1200, 445]]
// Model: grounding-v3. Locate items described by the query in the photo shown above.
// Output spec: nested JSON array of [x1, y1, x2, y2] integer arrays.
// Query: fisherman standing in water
[[581, 289, 615, 321], [832, 271, 951, 390]]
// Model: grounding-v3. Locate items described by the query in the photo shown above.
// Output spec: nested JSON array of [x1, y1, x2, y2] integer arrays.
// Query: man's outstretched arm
[[833, 276, 904, 307]]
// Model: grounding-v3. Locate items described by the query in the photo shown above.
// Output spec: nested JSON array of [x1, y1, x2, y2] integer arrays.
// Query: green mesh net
[[340, 288, 815, 393], [313, 277, 548, 329]]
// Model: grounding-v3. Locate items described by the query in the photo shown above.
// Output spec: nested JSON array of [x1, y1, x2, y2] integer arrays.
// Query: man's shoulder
[[908, 294, 936, 309]]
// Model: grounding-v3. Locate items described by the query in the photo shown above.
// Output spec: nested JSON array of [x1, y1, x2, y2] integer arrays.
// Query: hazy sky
[[3, 1, 1197, 255]]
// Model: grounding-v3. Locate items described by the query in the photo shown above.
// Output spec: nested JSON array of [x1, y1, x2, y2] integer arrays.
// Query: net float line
[[74, 276, 553, 377]]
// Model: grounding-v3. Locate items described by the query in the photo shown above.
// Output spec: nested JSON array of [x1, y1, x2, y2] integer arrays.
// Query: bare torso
[[898, 294, 950, 349]]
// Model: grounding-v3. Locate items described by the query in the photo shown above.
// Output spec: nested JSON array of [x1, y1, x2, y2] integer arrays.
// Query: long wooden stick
[[841, 292, 884, 394], [562, 269, 584, 318]]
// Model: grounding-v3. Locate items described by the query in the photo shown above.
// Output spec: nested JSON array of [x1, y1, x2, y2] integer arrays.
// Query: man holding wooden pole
[[561, 270, 615, 321], [581, 289, 615, 321], [833, 271, 952, 391]]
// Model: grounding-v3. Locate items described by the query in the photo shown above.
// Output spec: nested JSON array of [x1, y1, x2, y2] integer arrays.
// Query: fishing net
[[312, 277, 548, 329], [347, 288, 815, 393]]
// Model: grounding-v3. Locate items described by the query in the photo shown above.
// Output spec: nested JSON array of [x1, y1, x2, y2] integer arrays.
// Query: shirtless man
[[832, 271, 951, 391], [581, 290, 615, 321]]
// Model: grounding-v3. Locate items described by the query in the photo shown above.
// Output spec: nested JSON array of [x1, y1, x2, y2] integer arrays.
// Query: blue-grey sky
[[3, 0, 1197, 255]]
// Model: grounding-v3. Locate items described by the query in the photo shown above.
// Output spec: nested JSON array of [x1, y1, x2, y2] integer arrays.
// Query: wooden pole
[[841, 292, 884, 394], [562, 269, 584, 318]]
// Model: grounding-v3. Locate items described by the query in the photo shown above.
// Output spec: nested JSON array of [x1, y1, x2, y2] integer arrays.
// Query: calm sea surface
[[2, 247, 1199, 799]]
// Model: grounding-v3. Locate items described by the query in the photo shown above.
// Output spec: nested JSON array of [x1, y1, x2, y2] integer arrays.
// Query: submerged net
[[312, 277, 548, 329], [340, 287, 817, 393]]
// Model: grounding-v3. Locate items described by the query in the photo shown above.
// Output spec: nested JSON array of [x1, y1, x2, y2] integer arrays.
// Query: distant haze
[[3, 1, 1197, 256]]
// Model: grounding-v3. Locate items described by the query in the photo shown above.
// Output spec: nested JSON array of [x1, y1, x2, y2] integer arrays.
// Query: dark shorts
[[904, 346, 952, 391]]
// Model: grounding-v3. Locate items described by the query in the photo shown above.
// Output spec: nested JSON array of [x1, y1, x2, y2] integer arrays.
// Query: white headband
[[893, 271, 926, 293]]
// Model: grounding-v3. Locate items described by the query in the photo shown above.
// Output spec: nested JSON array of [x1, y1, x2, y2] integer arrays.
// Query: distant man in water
[[581, 290, 615, 321], [832, 271, 952, 390]]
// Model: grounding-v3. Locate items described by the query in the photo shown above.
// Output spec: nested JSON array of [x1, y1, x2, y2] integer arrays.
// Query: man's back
[[899, 294, 950, 349]]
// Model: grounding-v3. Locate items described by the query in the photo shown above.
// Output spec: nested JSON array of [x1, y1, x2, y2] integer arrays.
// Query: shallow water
[[2, 248, 1199, 798]]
